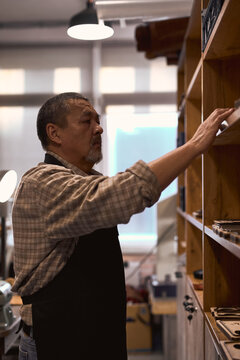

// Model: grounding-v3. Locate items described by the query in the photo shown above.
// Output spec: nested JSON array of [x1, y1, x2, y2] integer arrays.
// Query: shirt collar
[[45, 151, 101, 176]]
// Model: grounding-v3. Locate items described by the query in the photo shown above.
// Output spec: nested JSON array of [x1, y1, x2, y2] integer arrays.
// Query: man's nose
[[95, 123, 103, 134]]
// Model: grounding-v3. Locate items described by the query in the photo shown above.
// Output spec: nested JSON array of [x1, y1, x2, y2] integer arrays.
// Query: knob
[[186, 306, 198, 313], [183, 301, 193, 308]]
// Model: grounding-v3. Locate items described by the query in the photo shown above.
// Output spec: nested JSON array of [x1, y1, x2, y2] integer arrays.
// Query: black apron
[[22, 153, 127, 360]]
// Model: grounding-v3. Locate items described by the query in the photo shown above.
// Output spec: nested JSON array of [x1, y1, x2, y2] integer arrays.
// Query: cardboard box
[[126, 303, 152, 351]]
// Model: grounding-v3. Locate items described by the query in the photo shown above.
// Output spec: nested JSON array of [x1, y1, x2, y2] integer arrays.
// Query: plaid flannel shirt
[[12, 151, 161, 325]]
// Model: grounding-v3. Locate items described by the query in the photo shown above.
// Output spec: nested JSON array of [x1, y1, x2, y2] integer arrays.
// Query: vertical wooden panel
[[186, 222, 202, 275], [185, 39, 201, 90], [177, 213, 186, 255], [185, 99, 202, 215]]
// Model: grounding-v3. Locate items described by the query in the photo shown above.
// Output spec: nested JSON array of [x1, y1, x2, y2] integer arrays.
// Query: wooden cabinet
[[176, 266, 186, 360], [205, 322, 223, 360], [185, 281, 204, 360], [177, 0, 240, 358]]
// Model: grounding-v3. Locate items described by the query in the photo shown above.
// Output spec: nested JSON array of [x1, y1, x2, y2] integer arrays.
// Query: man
[[12, 92, 233, 360]]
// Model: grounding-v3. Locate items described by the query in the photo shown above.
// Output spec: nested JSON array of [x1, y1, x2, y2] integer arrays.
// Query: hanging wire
[[125, 222, 176, 281]]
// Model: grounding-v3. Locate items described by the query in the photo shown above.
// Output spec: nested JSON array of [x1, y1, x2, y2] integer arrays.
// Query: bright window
[[0, 107, 43, 181], [0, 69, 24, 94], [53, 67, 81, 93], [106, 106, 177, 253], [0, 107, 24, 135], [150, 58, 177, 92], [100, 67, 135, 93]]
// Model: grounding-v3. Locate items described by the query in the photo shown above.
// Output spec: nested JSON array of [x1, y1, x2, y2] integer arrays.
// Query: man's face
[[58, 99, 103, 168]]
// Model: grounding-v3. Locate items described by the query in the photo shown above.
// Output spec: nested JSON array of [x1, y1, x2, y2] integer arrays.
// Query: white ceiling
[[0, 0, 193, 46]]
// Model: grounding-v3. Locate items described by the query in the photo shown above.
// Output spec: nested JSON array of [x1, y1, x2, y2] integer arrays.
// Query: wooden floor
[[128, 351, 163, 360], [5, 341, 164, 359], [5, 346, 164, 360], [5, 350, 164, 360]]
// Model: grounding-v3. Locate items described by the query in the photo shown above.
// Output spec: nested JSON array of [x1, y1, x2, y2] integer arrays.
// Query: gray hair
[[37, 92, 89, 149]]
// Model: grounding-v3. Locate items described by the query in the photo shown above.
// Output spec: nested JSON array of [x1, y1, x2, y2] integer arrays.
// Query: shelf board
[[177, 208, 203, 231], [177, 207, 186, 218], [213, 109, 240, 145], [186, 213, 203, 231], [204, 226, 240, 259], [186, 58, 202, 100], [204, 0, 240, 60], [205, 312, 228, 343]]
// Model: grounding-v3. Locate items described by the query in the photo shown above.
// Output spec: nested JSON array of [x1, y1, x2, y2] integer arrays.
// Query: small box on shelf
[[177, 131, 185, 148], [179, 186, 186, 212], [202, 0, 225, 51]]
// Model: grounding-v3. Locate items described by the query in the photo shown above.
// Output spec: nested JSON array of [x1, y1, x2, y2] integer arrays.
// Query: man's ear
[[46, 123, 62, 145]]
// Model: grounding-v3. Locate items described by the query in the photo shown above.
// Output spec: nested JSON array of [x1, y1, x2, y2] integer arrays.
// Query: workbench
[[150, 295, 177, 360]]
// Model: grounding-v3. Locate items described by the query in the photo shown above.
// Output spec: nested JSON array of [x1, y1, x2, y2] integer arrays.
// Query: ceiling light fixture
[[67, 0, 114, 41]]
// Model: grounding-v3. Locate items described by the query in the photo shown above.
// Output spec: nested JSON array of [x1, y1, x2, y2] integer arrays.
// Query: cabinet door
[[177, 266, 186, 360], [185, 282, 204, 360], [205, 322, 218, 360]]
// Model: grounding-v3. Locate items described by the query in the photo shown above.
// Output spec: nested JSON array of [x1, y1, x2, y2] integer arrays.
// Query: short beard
[[85, 136, 103, 164], [85, 149, 103, 164]]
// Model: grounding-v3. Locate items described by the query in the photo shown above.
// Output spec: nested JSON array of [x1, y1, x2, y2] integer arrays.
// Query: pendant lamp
[[67, 0, 114, 41], [0, 169, 17, 280], [0, 170, 17, 203]]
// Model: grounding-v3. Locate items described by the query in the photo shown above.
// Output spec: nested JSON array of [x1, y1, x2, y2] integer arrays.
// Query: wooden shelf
[[204, 0, 240, 60], [177, 207, 203, 231], [205, 312, 227, 343], [177, 206, 185, 218], [176, 2, 240, 358], [214, 109, 240, 145], [186, 213, 203, 231], [204, 226, 240, 260]]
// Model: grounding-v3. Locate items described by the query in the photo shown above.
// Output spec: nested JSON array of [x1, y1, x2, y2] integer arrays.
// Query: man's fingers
[[218, 107, 234, 116], [214, 108, 235, 123]]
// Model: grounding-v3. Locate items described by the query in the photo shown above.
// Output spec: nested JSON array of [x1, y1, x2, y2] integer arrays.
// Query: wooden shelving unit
[[176, 0, 240, 359]]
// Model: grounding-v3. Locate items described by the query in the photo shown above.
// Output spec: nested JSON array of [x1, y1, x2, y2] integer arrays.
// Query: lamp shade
[[67, 1, 114, 41], [0, 170, 17, 203]]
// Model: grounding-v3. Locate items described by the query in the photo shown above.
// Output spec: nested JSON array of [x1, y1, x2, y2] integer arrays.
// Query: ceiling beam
[[96, 0, 193, 20]]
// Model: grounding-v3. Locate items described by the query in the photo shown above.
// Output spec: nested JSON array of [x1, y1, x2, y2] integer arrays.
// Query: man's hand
[[148, 107, 235, 191], [189, 108, 235, 156]]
